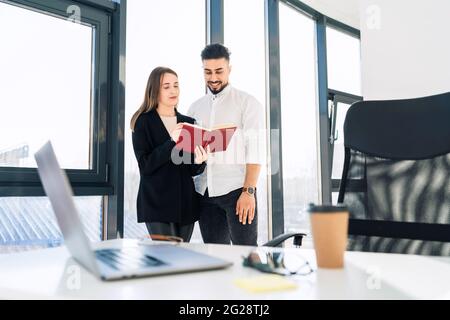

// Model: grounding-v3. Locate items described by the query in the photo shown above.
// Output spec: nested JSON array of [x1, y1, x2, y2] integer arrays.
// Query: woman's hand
[[170, 123, 184, 143], [194, 145, 208, 164]]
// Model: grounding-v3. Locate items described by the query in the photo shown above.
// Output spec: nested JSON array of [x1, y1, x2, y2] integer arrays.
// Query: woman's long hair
[[130, 67, 178, 131]]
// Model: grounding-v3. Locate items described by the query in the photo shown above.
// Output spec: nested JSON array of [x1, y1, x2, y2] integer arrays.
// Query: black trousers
[[198, 188, 258, 246], [145, 222, 194, 243]]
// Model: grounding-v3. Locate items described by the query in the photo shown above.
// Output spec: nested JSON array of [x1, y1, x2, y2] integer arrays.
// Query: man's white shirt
[[187, 85, 265, 197]]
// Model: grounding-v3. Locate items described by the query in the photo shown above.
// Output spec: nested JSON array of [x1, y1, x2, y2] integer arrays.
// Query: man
[[187, 43, 264, 246]]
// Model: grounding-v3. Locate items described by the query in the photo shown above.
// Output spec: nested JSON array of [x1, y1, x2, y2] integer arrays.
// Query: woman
[[130, 67, 207, 242]]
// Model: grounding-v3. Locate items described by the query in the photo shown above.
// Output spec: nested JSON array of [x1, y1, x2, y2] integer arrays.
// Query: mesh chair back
[[338, 92, 450, 256]]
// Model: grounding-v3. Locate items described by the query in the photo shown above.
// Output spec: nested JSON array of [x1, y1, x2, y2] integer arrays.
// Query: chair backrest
[[338, 91, 450, 256]]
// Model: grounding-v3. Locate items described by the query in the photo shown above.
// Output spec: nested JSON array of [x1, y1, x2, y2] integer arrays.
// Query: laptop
[[34, 141, 232, 281]]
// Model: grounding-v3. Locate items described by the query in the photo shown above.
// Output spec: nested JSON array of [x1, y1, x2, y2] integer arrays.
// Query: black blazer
[[132, 108, 206, 225]]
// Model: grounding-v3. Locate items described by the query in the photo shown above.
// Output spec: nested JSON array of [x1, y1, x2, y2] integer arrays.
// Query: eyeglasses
[[242, 249, 314, 276]]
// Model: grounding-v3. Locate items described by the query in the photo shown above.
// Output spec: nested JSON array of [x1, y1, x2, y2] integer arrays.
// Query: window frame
[[0, 0, 125, 241], [0, 0, 112, 196], [266, 0, 362, 238], [328, 89, 363, 192], [280, 0, 362, 203]]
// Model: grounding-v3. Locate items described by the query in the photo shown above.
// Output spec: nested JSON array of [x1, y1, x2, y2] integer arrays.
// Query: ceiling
[[300, 0, 360, 29]]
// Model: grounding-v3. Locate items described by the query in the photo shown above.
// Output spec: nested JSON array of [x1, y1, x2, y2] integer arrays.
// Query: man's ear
[[228, 64, 232, 73]]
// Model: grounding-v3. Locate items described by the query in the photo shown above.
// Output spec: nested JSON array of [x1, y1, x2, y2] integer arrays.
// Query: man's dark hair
[[201, 43, 231, 61]]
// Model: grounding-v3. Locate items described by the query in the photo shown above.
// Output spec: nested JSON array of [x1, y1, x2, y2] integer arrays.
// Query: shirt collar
[[208, 83, 232, 99]]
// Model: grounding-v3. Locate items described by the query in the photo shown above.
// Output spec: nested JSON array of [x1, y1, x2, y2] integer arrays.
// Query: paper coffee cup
[[308, 204, 349, 268]]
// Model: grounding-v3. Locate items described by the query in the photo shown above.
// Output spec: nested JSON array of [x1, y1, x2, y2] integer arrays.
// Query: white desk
[[0, 239, 449, 299]]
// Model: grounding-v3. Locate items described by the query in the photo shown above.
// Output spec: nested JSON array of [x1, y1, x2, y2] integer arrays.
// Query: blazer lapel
[[149, 108, 186, 143], [175, 109, 183, 124], [149, 108, 171, 143]]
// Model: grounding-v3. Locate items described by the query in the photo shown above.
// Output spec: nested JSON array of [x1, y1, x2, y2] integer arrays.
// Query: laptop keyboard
[[95, 248, 167, 271]]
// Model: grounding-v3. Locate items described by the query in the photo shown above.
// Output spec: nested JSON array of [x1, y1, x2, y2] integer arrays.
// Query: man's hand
[[236, 192, 256, 225]]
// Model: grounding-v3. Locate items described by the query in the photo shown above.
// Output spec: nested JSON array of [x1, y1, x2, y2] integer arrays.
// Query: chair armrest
[[262, 232, 307, 248], [145, 234, 184, 243]]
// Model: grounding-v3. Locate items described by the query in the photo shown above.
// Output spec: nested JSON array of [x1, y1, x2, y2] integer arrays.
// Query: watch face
[[247, 187, 255, 195]]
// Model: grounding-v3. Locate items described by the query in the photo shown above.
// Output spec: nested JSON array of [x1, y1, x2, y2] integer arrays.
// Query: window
[[326, 25, 362, 201], [124, 0, 206, 240], [331, 101, 352, 180], [0, 2, 92, 169], [0, 0, 110, 185], [279, 4, 319, 239], [0, 196, 102, 253], [0, 0, 119, 251], [224, 0, 268, 244], [326, 26, 361, 96]]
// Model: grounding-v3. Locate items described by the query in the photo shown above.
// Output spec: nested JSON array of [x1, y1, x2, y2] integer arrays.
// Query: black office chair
[[262, 232, 306, 248], [337, 91, 450, 255]]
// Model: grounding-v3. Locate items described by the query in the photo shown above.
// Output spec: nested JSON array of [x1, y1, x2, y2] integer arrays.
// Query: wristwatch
[[242, 186, 256, 196]]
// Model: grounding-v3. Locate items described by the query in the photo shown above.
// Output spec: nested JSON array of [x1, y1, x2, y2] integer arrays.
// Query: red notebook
[[175, 123, 237, 153]]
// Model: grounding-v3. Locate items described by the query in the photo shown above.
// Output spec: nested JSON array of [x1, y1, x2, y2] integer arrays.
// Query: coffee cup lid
[[307, 203, 348, 213]]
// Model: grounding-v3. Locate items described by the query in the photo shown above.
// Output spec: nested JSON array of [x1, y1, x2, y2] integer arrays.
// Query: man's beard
[[208, 82, 228, 95]]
